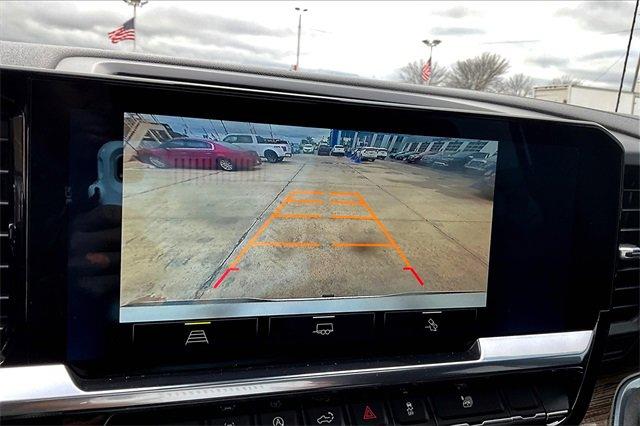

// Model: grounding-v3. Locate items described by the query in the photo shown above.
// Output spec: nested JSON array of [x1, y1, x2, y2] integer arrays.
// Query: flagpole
[[427, 46, 433, 86], [421, 39, 442, 86], [123, 0, 147, 52], [133, 3, 136, 51]]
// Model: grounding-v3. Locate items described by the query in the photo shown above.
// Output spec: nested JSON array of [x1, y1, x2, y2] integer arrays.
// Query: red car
[[136, 138, 260, 171]]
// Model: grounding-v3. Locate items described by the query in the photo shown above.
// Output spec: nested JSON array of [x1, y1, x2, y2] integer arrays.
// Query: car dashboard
[[0, 41, 638, 425]]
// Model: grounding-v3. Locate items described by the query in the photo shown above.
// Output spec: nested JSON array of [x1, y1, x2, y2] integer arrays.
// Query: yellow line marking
[[276, 213, 323, 219], [288, 199, 324, 204], [229, 195, 290, 267], [355, 192, 412, 267], [330, 191, 360, 197], [185, 321, 211, 326]]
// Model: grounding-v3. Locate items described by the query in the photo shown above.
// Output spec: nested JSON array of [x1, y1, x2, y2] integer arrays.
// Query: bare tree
[[447, 52, 510, 91], [397, 59, 448, 86], [550, 75, 583, 85], [494, 73, 534, 97]]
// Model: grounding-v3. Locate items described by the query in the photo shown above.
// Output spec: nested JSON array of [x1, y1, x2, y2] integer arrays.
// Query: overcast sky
[[1, 1, 638, 90]]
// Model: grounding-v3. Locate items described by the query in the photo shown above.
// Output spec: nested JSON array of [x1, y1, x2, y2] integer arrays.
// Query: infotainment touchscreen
[[119, 113, 498, 322]]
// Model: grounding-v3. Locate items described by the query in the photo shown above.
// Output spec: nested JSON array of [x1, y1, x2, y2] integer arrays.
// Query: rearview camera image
[[120, 113, 498, 322]]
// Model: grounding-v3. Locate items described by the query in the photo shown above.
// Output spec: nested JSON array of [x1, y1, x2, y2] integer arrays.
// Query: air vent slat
[[610, 164, 640, 326], [0, 109, 11, 357]]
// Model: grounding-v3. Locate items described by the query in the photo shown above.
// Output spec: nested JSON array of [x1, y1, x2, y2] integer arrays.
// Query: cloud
[[434, 6, 477, 19], [556, 1, 636, 33], [142, 6, 292, 39], [431, 26, 485, 36], [580, 49, 626, 61], [525, 55, 569, 68], [563, 65, 634, 87], [0, 1, 293, 63], [0, 2, 123, 49]]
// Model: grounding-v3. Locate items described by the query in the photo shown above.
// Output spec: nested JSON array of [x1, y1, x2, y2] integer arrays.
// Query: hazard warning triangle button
[[363, 405, 377, 420], [349, 402, 386, 425]]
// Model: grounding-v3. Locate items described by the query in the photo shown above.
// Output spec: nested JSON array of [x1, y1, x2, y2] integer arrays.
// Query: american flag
[[108, 18, 135, 43], [421, 58, 432, 82]]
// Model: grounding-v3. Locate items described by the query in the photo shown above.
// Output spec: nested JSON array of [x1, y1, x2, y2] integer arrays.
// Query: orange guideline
[[211, 190, 424, 288]]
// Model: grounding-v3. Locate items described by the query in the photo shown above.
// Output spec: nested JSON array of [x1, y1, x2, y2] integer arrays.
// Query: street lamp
[[421, 39, 442, 85], [294, 7, 308, 71]]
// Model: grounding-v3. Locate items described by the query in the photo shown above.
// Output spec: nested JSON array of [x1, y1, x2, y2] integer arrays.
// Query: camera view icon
[[185, 329, 209, 345], [312, 322, 334, 336], [461, 395, 474, 409], [315, 411, 334, 424]]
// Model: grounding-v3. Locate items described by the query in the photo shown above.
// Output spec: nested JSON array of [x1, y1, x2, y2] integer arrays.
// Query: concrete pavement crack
[[346, 162, 488, 266], [124, 170, 220, 198], [192, 163, 307, 299]]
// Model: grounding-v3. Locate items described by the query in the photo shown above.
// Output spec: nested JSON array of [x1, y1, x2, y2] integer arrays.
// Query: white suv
[[222, 134, 287, 163], [357, 147, 378, 162], [330, 144, 346, 156]]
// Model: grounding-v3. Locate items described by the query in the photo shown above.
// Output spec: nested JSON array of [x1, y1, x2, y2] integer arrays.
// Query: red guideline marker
[[212, 267, 239, 288], [403, 266, 425, 286]]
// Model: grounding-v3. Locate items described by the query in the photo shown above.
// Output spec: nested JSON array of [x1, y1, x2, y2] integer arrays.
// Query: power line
[[616, 0, 638, 111], [593, 54, 625, 82]]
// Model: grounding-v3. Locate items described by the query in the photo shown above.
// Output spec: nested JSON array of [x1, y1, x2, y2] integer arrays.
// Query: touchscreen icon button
[[312, 322, 334, 336], [185, 329, 209, 345], [424, 317, 439, 333]]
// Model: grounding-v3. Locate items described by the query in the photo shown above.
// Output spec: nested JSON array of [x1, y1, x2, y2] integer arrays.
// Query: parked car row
[[390, 149, 497, 173]]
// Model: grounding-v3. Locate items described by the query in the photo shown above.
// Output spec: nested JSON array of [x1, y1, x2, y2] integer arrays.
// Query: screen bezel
[[14, 70, 623, 372]]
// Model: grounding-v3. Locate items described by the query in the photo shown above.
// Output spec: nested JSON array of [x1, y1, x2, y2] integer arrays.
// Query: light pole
[[421, 39, 441, 85], [294, 7, 308, 71], [123, 0, 148, 51]]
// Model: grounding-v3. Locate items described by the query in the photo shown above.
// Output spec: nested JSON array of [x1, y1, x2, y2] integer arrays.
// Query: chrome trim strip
[[120, 292, 487, 323], [0, 331, 592, 417]]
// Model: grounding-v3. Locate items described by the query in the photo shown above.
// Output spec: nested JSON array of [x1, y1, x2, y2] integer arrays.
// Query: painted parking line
[[212, 189, 425, 288]]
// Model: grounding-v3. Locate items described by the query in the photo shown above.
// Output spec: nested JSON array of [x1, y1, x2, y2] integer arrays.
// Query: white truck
[[222, 133, 289, 163]]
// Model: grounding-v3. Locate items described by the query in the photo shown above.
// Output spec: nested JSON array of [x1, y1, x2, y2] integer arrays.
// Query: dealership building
[[329, 130, 498, 156]]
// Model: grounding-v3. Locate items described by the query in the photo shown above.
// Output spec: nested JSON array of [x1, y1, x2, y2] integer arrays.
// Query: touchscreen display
[[119, 113, 498, 322]]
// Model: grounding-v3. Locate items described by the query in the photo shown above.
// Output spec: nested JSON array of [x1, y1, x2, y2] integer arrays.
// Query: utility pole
[[123, 0, 148, 51], [616, 0, 638, 112], [422, 39, 441, 86], [294, 7, 308, 71]]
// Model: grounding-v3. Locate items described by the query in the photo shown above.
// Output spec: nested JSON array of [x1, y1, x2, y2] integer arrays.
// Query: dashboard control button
[[384, 310, 476, 339], [305, 405, 345, 425], [210, 415, 253, 426], [258, 411, 299, 426], [390, 397, 430, 424], [349, 401, 388, 425], [269, 313, 374, 344], [132, 319, 257, 358], [431, 384, 503, 420]]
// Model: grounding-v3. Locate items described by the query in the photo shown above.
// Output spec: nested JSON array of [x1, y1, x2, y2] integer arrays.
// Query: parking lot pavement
[[120, 154, 493, 306]]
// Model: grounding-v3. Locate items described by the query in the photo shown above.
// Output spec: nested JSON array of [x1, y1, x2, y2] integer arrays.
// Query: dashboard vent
[[611, 164, 640, 323], [0, 110, 11, 360], [603, 164, 639, 364]]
